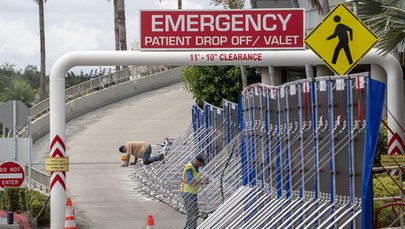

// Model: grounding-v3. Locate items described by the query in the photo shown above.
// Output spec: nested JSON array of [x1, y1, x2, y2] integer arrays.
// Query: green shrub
[[28, 198, 50, 227], [30, 200, 41, 219], [25, 191, 34, 212], [374, 118, 388, 167], [26, 190, 46, 213], [373, 174, 405, 227], [3, 187, 25, 211], [0, 188, 50, 227], [24, 190, 50, 227], [18, 189, 27, 211], [36, 200, 50, 227], [0, 191, 4, 210]]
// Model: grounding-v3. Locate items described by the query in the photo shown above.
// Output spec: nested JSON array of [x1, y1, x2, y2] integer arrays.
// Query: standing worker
[[181, 154, 208, 229], [119, 141, 164, 166]]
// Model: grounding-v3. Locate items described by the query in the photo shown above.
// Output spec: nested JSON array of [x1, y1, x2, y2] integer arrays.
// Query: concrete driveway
[[33, 83, 195, 228]]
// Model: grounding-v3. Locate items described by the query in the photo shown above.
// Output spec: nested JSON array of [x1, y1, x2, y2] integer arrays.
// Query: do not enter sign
[[0, 162, 25, 189]]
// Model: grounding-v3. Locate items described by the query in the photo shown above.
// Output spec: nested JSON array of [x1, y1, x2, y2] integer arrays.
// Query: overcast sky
[[0, 0, 234, 74]]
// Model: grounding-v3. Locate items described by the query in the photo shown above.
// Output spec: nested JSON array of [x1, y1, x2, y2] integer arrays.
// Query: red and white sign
[[140, 9, 304, 50], [0, 162, 25, 189]]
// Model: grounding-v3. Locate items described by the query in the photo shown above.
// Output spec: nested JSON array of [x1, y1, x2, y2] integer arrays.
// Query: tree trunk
[[38, 0, 47, 101], [240, 66, 248, 88], [117, 0, 128, 69], [113, 0, 120, 71]]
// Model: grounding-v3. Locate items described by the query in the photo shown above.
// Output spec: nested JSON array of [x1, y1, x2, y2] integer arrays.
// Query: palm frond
[[307, 0, 323, 14], [377, 31, 405, 55], [359, 0, 405, 56], [211, 0, 244, 9], [358, 0, 385, 17]]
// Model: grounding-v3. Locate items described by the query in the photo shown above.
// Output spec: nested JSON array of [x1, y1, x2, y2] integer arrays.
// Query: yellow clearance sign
[[305, 3, 379, 75]]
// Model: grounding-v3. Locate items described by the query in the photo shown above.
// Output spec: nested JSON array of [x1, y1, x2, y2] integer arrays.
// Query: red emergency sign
[[140, 9, 304, 50]]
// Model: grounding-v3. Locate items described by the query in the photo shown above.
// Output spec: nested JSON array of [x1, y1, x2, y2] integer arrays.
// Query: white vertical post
[[13, 100, 17, 161], [49, 64, 68, 229], [260, 67, 271, 85], [387, 71, 405, 154], [371, 65, 387, 117], [28, 117, 32, 190]]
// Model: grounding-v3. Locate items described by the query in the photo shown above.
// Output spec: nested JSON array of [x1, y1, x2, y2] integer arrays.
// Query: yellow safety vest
[[181, 162, 200, 194]]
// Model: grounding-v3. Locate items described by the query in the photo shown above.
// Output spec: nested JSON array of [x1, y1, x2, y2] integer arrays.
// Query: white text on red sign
[[0, 162, 25, 188], [140, 10, 304, 50]]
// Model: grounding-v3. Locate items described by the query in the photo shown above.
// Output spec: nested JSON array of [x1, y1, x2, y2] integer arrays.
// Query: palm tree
[[114, 0, 128, 70], [306, 0, 329, 15], [113, 0, 120, 71], [110, 0, 128, 71], [211, 0, 244, 9], [0, 79, 37, 108], [34, 0, 47, 101], [358, 0, 405, 64]]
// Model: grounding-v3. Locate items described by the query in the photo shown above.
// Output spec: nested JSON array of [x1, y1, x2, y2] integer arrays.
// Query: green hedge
[[0, 191, 4, 210], [18, 189, 26, 211], [373, 174, 405, 227], [374, 118, 388, 167], [0, 187, 50, 227], [3, 187, 25, 211]]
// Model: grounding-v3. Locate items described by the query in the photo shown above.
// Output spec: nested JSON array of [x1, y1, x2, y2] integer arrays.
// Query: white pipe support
[[361, 51, 405, 155]]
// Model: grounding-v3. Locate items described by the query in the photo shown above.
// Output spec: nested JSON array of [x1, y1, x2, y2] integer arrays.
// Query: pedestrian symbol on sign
[[327, 15, 353, 65], [304, 3, 379, 75]]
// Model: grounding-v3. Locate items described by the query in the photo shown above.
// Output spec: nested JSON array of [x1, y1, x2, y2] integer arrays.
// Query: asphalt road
[[33, 83, 195, 229]]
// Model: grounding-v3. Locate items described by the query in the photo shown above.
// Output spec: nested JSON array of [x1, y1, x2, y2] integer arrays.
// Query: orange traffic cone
[[146, 214, 155, 229], [64, 198, 77, 229]]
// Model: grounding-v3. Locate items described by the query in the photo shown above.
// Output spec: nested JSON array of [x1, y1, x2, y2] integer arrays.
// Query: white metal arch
[[49, 49, 403, 228]]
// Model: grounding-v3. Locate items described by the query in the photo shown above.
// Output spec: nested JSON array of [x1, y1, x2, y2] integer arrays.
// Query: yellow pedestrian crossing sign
[[305, 3, 379, 75]]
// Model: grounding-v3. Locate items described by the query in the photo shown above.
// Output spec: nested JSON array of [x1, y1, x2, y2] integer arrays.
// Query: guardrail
[[25, 165, 50, 194], [29, 66, 176, 122]]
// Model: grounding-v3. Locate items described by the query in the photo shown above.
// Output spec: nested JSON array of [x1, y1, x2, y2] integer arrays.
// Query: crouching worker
[[181, 154, 209, 229], [119, 141, 164, 167]]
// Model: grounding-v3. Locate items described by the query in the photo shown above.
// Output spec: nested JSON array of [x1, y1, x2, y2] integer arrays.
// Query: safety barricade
[[135, 72, 388, 228]]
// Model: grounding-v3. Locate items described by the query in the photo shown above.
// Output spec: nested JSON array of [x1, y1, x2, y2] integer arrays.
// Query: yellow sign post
[[45, 157, 70, 172], [305, 3, 379, 75]]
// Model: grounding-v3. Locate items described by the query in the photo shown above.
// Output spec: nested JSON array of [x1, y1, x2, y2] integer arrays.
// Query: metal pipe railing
[[29, 66, 178, 122], [25, 164, 50, 194]]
